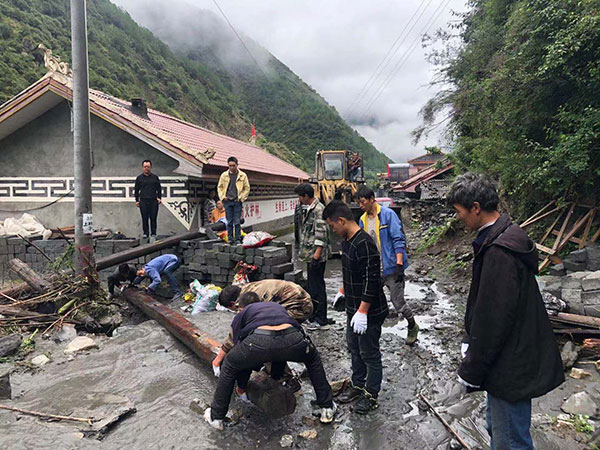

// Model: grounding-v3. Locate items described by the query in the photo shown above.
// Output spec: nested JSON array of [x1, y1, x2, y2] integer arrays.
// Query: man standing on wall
[[217, 157, 250, 244], [295, 183, 331, 330], [323, 201, 388, 414], [356, 186, 419, 345], [448, 173, 563, 449], [134, 160, 162, 241]]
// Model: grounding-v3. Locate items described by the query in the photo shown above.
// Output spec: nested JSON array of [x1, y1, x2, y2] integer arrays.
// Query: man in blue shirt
[[134, 254, 182, 299], [356, 186, 419, 345]]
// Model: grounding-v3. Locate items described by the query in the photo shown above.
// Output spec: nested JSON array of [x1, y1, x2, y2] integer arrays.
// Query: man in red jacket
[[448, 173, 563, 450]]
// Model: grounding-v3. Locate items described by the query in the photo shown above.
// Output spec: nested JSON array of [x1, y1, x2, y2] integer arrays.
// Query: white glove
[[350, 311, 368, 334], [212, 362, 220, 378], [461, 343, 469, 359]]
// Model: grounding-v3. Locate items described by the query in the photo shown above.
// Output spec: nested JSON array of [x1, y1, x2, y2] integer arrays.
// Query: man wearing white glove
[[323, 201, 388, 415]]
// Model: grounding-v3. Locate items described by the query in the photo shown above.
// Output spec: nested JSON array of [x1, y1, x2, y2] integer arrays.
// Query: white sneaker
[[203, 408, 224, 430], [320, 402, 337, 424], [237, 390, 252, 404]]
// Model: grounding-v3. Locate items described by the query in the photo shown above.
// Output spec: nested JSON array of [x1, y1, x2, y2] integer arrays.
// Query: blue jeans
[[163, 258, 182, 296], [486, 393, 533, 450], [224, 200, 242, 243]]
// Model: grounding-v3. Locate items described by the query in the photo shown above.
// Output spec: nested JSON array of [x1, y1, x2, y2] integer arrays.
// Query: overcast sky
[[114, 0, 468, 162]]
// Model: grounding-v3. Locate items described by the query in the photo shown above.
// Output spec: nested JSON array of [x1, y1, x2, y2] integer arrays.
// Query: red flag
[[251, 123, 256, 137]]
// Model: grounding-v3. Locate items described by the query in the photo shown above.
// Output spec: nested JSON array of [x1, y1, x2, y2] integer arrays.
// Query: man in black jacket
[[448, 173, 563, 450], [107, 263, 136, 299], [134, 160, 162, 240], [323, 201, 388, 415]]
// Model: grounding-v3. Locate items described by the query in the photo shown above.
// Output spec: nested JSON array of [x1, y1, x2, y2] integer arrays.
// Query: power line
[[358, 0, 452, 121], [345, 0, 433, 117], [211, 0, 267, 77]]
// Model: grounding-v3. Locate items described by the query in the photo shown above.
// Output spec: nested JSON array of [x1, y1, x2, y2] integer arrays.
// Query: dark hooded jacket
[[458, 214, 564, 402]]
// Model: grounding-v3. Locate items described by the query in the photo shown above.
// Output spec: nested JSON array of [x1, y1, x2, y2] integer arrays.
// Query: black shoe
[[337, 385, 363, 404], [354, 393, 378, 414], [326, 318, 336, 325]]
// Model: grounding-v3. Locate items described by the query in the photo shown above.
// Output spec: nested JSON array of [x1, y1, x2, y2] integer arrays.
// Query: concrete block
[[234, 245, 244, 255], [569, 249, 588, 263], [213, 243, 228, 253], [245, 256, 254, 264], [562, 272, 591, 289], [218, 258, 235, 270], [549, 264, 566, 277], [263, 257, 273, 266], [261, 265, 272, 274], [200, 239, 220, 249], [583, 272, 600, 292], [272, 255, 289, 265], [244, 248, 255, 257], [562, 288, 584, 314], [188, 263, 203, 272], [284, 269, 303, 283], [563, 260, 587, 272], [272, 263, 293, 275], [254, 256, 264, 266], [192, 254, 204, 264], [231, 254, 244, 263], [284, 243, 293, 260]]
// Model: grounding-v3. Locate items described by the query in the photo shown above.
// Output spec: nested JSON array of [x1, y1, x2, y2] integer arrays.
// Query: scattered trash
[[298, 429, 318, 440], [279, 434, 294, 448], [242, 231, 275, 249], [569, 368, 591, 379], [189, 281, 221, 314]]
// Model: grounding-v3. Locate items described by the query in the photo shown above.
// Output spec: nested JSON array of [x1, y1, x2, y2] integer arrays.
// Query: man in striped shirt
[[323, 201, 388, 414]]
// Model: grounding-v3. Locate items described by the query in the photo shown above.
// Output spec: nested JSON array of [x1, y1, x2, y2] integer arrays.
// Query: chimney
[[130, 98, 148, 119]]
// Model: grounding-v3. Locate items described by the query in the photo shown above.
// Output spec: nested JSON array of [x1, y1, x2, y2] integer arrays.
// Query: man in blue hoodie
[[356, 186, 419, 345], [134, 254, 182, 299]]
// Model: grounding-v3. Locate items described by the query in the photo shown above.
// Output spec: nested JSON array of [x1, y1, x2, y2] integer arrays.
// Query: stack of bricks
[[177, 239, 303, 287]]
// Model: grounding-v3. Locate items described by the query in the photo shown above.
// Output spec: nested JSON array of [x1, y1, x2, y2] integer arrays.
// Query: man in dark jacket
[[448, 173, 563, 450], [134, 159, 162, 240], [324, 200, 388, 415], [107, 263, 136, 299]]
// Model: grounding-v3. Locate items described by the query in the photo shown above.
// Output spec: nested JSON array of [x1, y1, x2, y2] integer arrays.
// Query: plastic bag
[[232, 261, 258, 286], [190, 280, 222, 314], [242, 231, 275, 248]]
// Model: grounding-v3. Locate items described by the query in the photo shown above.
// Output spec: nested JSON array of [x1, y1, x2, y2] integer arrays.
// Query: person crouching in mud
[[204, 292, 336, 430]]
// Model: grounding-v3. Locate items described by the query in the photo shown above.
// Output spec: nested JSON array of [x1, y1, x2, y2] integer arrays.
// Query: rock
[[569, 249, 589, 263], [561, 341, 579, 370], [280, 434, 294, 448], [587, 245, 600, 271], [31, 354, 50, 367], [569, 368, 591, 379], [562, 289, 584, 314], [0, 370, 10, 399], [583, 272, 600, 292], [582, 290, 600, 317], [189, 398, 206, 415], [330, 378, 349, 396], [301, 415, 320, 427], [64, 336, 98, 354], [561, 391, 598, 417], [564, 260, 587, 272], [298, 429, 318, 440], [562, 272, 591, 289], [54, 324, 78, 343], [0, 334, 22, 357], [549, 263, 566, 277]]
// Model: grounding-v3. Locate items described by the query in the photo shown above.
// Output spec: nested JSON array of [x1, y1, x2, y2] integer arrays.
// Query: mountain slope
[[0, 0, 390, 177]]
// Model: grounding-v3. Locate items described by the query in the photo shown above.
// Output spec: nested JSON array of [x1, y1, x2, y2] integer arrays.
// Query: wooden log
[[7, 259, 52, 293], [96, 231, 205, 270], [122, 288, 297, 418], [555, 313, 600, 329]]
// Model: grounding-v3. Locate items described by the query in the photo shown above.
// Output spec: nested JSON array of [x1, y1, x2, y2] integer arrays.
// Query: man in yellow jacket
[[217, 156, 250, 244]]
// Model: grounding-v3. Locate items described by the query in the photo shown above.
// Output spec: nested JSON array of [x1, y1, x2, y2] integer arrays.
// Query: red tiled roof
[[0, 73, 309, 181]]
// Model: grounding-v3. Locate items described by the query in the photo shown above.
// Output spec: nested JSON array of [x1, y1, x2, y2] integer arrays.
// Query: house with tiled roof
[[407, 152, 445, 177], [0, 72, 308, 236]]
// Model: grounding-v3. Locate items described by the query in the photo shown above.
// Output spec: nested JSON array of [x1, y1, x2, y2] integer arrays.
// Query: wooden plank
[[551, 230, 582, 245], [555, 312, 600, 329], [7, 259, 52, 293], [520, 201, 556, 228], [521, 205, 564, 229], [552, 203, 575, 251], [536, 243, 554, 254], [581, 209, 597, 248], [96, 231, 205, 271], [122, 288, 297, 418], [540, 210, 565, 245], [558, 209, 595, 250]]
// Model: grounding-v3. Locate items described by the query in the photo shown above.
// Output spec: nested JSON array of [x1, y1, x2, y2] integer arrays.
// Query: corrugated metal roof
[[392, 159, 454, 193], [407, 153, 445, 165]]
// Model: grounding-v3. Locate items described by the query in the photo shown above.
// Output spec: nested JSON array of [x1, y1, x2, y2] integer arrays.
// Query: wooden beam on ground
[[121, 288, 297, 418], [96, 231, 205, 271], [554, 313, 600, 329], [7, 259, 52, 293]]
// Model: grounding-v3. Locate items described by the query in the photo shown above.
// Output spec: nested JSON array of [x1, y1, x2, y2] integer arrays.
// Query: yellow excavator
[[309, 149, 364, 204]]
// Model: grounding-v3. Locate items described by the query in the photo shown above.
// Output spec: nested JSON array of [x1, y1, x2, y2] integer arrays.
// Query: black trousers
[[211, 327, 333, 420], [307, 261, 328, 325], [346, 318, 383, 397], [139, 198, 159, 236]]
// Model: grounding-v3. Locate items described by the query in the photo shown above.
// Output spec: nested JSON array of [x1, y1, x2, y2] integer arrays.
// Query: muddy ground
[[0, 214, 596, 449]]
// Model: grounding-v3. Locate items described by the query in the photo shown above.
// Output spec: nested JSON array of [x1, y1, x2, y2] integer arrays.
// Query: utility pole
[[71, 0, 95, 275]]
